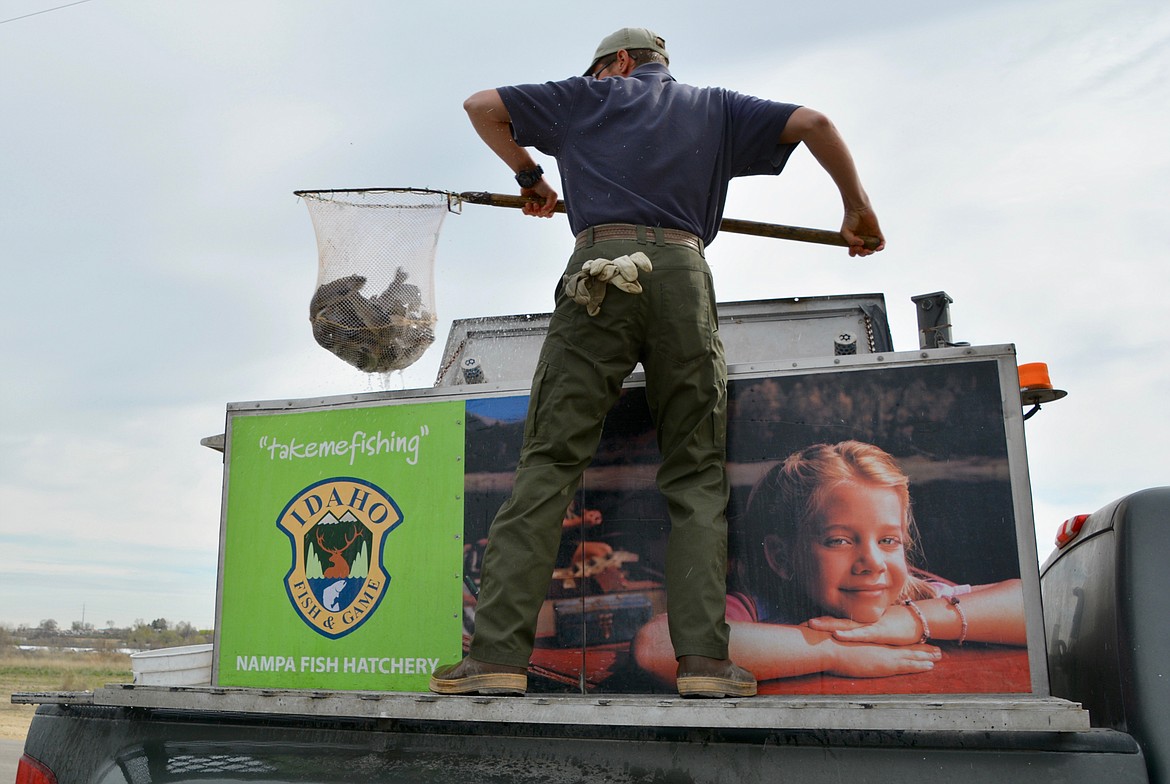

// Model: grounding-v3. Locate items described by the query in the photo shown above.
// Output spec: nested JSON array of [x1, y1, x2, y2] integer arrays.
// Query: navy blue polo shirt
[[497, 63, 800, 246]]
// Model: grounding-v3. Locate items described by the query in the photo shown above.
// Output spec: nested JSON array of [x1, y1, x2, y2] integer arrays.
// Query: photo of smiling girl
[[633, 440, 1026, 685]]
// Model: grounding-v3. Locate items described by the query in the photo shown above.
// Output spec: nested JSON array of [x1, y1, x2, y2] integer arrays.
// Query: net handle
[[456, 191, 880, 250]]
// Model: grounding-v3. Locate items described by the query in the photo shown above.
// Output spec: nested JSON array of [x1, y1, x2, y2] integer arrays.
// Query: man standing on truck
[[430, 27, 885, 698]]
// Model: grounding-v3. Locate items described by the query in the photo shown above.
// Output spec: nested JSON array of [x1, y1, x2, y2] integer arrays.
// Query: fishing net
[[296, 188, 460, 373]]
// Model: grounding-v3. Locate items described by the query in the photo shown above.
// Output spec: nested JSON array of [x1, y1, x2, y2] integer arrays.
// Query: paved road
[[1, 738, 23, 781]]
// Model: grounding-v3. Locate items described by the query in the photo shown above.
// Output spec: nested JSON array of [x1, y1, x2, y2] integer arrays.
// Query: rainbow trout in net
[[309, 269, 435, 374]]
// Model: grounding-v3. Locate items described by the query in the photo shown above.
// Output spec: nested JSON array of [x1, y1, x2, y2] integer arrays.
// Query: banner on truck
[[462, 357, 1032, 695]]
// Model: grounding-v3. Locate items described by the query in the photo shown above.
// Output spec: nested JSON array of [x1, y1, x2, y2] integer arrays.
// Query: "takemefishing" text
[[258, 426, 429, 466]]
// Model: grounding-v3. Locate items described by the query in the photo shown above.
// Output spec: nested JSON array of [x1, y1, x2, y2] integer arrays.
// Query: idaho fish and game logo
[[276, 477, 403, 639]]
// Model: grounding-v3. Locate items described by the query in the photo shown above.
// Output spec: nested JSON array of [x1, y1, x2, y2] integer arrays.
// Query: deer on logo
[[315, 524, 362, 579]]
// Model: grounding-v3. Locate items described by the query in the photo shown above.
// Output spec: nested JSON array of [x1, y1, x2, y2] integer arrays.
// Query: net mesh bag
[[296, 188, 458, 373]]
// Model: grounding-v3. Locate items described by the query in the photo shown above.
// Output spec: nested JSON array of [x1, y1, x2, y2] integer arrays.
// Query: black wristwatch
[[515, 165, 544, 189]]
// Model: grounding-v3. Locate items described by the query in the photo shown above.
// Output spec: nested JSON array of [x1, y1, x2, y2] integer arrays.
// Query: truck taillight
[[16, 754, 56, 784], [1055, 514, 1090, 549]]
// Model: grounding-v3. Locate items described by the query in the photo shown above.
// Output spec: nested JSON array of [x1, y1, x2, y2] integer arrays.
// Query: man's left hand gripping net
[[296, 188, 460, 373]]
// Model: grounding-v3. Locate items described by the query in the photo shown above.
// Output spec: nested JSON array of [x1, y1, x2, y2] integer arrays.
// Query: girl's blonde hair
[[734, 441, 934, 617]]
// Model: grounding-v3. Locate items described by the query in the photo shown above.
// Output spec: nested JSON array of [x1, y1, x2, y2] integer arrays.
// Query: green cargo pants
[[469, 230, 731, 668]]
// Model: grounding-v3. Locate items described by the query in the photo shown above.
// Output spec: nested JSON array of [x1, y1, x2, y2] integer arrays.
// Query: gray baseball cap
[[584, 27, 669, 75]]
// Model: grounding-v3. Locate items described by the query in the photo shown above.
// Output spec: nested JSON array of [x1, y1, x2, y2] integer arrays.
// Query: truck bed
[[17, 685, 1091, 732], [16, 688, 1148, 784]]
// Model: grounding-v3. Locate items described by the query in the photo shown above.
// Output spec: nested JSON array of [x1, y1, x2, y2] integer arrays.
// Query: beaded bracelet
[[902, 599, 930, 643], [948, 596, 968, 646]]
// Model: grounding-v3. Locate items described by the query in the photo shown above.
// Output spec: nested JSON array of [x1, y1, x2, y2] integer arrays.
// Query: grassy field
[[0, 650, 131, 741]]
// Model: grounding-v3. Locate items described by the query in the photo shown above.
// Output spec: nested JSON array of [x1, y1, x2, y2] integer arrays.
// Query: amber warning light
[[1019, 362, 1067, 420]]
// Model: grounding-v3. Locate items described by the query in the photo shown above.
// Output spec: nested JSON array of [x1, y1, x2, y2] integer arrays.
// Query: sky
[[1, 0, 1167, 630]]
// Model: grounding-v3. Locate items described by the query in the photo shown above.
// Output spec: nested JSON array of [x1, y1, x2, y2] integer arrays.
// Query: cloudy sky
[[2, 0, 1167, 630]]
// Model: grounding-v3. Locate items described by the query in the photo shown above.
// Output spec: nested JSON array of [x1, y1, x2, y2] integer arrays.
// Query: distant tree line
[[1, 618, 212, 650]]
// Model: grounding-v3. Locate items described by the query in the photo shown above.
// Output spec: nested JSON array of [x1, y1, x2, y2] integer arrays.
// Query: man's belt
[[575, 224, 703, 254]]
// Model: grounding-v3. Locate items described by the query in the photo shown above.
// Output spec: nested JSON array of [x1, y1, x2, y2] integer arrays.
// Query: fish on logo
[[276, 477, 403, 638]]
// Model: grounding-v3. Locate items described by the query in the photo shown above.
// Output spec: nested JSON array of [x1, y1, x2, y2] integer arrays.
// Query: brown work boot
[[428, 657, 527, 696], [676, 655, 757, 698]]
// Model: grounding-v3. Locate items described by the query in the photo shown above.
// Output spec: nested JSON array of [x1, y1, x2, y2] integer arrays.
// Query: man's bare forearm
[[780, 106, 885, 255], [782, 107, 870, 210], [464, 89, 539, 174]]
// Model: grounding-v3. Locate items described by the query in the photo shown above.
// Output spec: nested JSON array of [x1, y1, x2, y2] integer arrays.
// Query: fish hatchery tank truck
[[12, 289, 1170, 784]]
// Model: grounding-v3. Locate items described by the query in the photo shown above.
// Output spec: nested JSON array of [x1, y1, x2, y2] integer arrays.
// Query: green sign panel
[[216, 400, 465, 690]]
